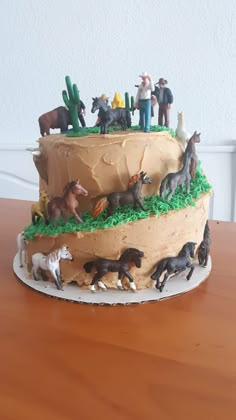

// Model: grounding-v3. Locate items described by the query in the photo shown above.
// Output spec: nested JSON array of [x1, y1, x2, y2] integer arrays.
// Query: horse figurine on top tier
[[47, 180, 88, 226], [91, 96, 131, 134], [32, 246, 73, 290]]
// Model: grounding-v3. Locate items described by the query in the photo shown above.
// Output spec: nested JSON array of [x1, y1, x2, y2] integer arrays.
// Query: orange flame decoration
[[91, 197, 108, 218], [128, 173, 140, 188]]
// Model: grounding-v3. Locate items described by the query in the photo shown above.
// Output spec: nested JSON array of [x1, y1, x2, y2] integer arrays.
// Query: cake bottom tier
[[25, 193, 211, 290]]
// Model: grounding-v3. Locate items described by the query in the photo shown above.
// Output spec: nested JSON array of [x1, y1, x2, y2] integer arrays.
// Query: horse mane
[[45, 248, 60, 263], [128, 173, 140, 187], [119, 248, 143, 260], [63, 180, 77, 195]]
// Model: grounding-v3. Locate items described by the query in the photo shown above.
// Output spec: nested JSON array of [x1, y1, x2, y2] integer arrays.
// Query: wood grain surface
[[0, 198, 235, 420]]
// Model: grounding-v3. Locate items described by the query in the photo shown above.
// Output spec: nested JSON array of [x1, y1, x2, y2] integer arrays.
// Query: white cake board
[[13, 253, 211, 305]]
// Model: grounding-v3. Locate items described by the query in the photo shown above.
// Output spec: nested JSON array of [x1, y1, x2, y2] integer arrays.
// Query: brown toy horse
[[92, 171, 152, 218], [38, 106, 81, 137], [183, 131, 201, 180], [47, 180, 88, 226]]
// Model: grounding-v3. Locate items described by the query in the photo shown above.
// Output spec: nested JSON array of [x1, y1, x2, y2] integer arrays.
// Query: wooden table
[[0, 198, 235, 420]]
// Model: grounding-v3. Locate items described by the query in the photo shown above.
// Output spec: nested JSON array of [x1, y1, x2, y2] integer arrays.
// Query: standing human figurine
[[153, 78, 173, 128], [134, 72, 154, 133], [78, 99, 86, 127]]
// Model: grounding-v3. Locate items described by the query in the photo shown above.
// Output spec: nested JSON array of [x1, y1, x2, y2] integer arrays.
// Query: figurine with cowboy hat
[[134, 72, 154, 133], [153, 78, 174, 128]]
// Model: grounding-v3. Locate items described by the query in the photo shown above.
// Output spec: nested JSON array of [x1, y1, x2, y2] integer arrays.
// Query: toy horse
[[92, 171, 152, 218], [31, 190, 49, 224], [198, 221, 211, 267], [151, 242, 197, 292], [175, 112, 191, 149], [159, 154, 191, 200], [47, 180, 88, 226], [183, 131, 201, 180], [84, 248, 144, 292], [16, 232, 28, 268], [91, 97, 131, 134], [32, 246, 73, 290]]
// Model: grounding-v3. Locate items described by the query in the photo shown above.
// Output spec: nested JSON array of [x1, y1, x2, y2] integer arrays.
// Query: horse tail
[[125, 110, 132, 128], [84, 261, 95, 273], [150, 258, 168, 281], [91, 197, 108, 217], [159, 176, 168, 198]]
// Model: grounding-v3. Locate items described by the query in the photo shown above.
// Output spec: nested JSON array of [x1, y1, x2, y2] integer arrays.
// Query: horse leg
[[106, 204, 114, 218], [89, 271, 107, 292], [73, 208, 83, 223], [117, 271, 124, 289], [159, 272, 170, 292], [19, 250, 23, 268], [186, 265, 195, 281], [32, 265, 38, 281], [51, 268, 63, 290], [124, 270, 136, 291], [167, 188, 175, 200], [135, 198, 146, 211]]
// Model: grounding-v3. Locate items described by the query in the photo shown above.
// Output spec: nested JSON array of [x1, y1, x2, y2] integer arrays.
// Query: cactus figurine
[[62, 75, 80, 133], [125, 92, 135, 115]]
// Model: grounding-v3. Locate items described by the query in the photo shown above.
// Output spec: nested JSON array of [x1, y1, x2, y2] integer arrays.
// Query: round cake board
[[13, 253, 211, 305]]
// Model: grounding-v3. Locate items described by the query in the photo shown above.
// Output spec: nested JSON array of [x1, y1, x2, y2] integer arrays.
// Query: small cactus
[[62, 75, 80, 132], [125, 92, 135, 115]]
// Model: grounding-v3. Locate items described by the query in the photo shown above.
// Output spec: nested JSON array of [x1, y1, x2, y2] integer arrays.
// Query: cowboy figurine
[[153, 78, 173, 127], [134, 72, 154, 133], [78, 99, 86, 127]]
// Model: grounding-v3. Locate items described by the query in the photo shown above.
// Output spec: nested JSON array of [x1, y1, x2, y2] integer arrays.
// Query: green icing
[[24, 162, 212, 241], [65, 125, 175, 138]]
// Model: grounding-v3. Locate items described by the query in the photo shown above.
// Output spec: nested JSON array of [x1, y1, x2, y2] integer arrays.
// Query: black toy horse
[[84, 248, 144, 292], [198, 221, 211, 267], [92, 171, 152, 218], [91, 97, 131, 134], [151, 242, 197, 292]]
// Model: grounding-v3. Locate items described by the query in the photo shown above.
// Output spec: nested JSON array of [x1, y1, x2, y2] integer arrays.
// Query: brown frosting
[[37, 131, 184, 211], [26, 193, 211, 290]]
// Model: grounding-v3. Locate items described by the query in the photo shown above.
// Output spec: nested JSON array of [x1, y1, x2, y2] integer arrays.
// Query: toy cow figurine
[[38, 104, 86, 137]]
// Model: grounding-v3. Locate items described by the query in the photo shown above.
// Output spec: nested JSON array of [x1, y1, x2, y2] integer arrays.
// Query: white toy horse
[[17, 232, 28, 267], [175, 112, 191, 149], [32, 246, 73, 290]]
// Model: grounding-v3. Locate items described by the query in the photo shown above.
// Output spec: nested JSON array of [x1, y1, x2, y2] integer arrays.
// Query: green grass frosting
[[24, 162, 212, 241]]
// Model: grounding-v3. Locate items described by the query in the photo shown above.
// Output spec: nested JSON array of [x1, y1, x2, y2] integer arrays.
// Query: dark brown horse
[[38, 105, 82, 137], [92, 171, 152, 218], [151, 242, 197, 292], [84, 248, 144, 291], [47, 180, 88, 226], [183, 131, 201, 180], [91, 97, 131, 134]]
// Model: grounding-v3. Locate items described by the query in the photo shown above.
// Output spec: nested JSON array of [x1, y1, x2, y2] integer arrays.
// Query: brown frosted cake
[[22, 130, 211, 292]]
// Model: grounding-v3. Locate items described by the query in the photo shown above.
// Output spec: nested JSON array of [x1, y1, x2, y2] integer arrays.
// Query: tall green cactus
[[125, 92, 135, 115], [62, 75, 80, 133]]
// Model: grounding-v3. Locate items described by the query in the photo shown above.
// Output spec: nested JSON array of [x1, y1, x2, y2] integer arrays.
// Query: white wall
[[1, 0, 236, 220]]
